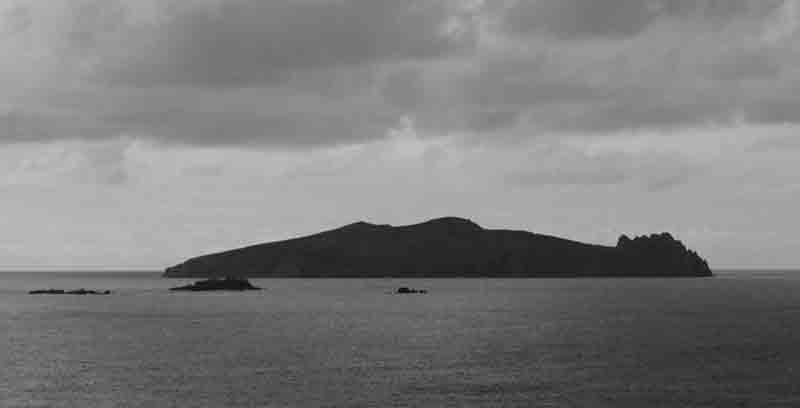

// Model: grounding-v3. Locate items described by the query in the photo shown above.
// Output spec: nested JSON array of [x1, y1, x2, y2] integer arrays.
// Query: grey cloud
[[463, 71, 614, 109], [92, 80, 403, 147], [534, 92, 734, 132], [746, 97, 800, 124], [3, 70, 406, 147], [65, 0, 128, 55], [2, 0, 800, 149], [408, 54, 618, 135], [431, 5, 800, 136], [505, 148, 697, 191], [749, 134, 800, 151], [507, 83, 798, 134], [2, 4, 32, 35], [658, 0, 783, 20], [10, 137, 132, 185], [503, 146, 634, 187], [503, 0, 659, 39], [77, 139, 131, 185], [0, 110, 119, 142], [644, 167, 693, 192], [465, 109, 521, 132], [381, 68, 426, 109], [501, 0, 783, 40], [106, 108, 398, 148], [507, 167, 628, 187], [443, 52, 721, 134], [705, 49, 783, 81], [88, 0, 475, 87]]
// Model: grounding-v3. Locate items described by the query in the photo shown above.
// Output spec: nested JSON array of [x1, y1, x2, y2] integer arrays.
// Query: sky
[[0, 0, 798, 269]]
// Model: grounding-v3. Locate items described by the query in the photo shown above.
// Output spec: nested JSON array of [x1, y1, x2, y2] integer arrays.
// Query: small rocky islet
[[168, 277, 426, 294], [395, 287, 428, 294], [169, 277, 261, 291], [29, 289, 112, 295]]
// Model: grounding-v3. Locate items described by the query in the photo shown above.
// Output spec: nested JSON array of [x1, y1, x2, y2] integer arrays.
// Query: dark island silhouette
[[164, 217, 711, 278]]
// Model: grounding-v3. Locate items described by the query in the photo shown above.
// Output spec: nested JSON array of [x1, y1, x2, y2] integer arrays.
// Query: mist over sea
[[2, 271, 800, 407]]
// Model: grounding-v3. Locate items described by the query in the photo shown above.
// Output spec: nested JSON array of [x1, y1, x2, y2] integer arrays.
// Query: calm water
[[2, 271, 800, 407]]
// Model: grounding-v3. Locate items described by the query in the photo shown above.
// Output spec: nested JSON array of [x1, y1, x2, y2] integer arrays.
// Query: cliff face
[[164, 217, 712, 278]]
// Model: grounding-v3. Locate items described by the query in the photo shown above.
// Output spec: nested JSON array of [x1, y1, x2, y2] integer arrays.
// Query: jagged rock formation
[[164, 217, 712, 278], [616, 232, 711, 277]]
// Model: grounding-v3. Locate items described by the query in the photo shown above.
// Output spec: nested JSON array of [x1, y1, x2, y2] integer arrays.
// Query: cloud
[[74, 0, 477, 87], [2, 3, 32, 35], [745, 96, 800, 124], [762, 0, 800, 43], [433, 0, 800, 135], [381, 67, 426, 109], [504, 145, 697, 191], [502, 0, 661, 39], [500, 0, 784, 40], [705, 48, 782, 80], [0, 0, 482, 147], [6, 137, 136, 185], [0, 109, 120, 142], [1, 0, 800, 149], [749, 133, 800, 152]]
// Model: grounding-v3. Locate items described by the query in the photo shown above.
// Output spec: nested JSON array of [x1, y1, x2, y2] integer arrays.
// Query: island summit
[[164, 217, 711, 278]]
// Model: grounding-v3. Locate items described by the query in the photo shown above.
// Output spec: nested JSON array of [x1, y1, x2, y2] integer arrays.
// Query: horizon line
[[0, 268, 798, 273]]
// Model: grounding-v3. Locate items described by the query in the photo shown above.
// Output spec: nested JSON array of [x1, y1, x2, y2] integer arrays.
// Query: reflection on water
[[2, 271, 800, 407]]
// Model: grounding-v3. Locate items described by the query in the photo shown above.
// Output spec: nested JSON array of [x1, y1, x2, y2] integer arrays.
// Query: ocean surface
[[2, 271, 800, 407]]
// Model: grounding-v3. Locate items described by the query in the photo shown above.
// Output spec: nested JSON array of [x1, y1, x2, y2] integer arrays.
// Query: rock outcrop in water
[[29, 289, 112, 295], [396, 287, 428, 294], [164, 217, 712, 278], [169, 277, 261, 291]]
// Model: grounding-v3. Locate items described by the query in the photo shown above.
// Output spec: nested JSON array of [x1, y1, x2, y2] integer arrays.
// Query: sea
[[2, 270, 800, 407]]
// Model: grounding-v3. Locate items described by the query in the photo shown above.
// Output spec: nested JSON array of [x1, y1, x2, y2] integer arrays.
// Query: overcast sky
[[1, 0, 798, 269]]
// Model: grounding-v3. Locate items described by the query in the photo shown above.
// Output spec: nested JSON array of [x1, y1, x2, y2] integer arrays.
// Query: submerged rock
[[29, 289, 111, 295], [169, 277, 261, 292]]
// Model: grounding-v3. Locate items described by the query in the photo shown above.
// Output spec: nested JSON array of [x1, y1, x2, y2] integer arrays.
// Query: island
[[169, 277, 261, 291], [164, 217, 712, 278]]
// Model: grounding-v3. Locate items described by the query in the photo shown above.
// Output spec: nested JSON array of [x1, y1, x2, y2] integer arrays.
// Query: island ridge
[[164, 217, 712, 278]]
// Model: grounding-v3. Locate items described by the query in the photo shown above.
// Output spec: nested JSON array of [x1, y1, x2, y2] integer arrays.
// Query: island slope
[[164, 217, 711, 278]]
